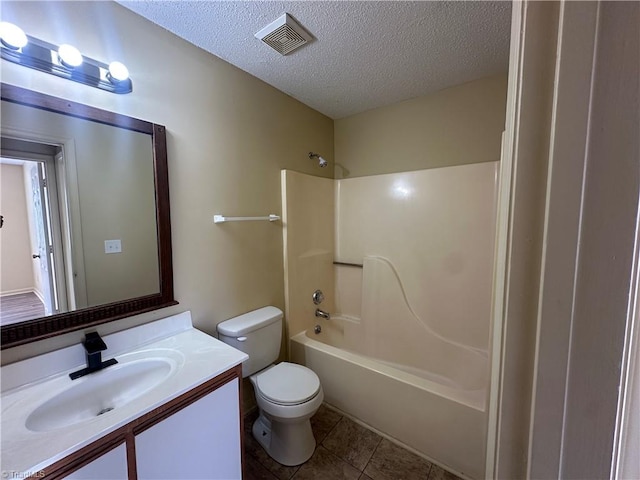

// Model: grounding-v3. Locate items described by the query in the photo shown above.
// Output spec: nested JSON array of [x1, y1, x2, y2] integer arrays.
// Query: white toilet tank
[[217, 306, 283, 377]]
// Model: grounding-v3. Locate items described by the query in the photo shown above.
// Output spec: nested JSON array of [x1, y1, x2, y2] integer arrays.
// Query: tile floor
[[243, 404, 463, 480]]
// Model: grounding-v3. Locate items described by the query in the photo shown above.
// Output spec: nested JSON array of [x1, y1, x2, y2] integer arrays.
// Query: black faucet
[[69, 332, 118, 380]]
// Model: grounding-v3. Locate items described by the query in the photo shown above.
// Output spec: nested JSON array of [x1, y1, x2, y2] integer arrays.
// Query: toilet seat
[[255, 362, 320, 406]]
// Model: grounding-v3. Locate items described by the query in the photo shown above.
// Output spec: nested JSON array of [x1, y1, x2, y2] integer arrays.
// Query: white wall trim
[[485, 1, 524, 475], [557, 2, 639, 476], [613, 187, 640, 480], [487, 2, 560, 478], [0, 288, 35, 297], [526, 2, 599, 478]]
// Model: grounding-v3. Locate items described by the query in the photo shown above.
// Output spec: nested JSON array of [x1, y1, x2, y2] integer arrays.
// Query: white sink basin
[[26, 354, 178, 432], [2, 313, 249, 478]]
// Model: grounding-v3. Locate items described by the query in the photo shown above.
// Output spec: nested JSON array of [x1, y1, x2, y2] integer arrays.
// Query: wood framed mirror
[[1, 83, 177, 349]]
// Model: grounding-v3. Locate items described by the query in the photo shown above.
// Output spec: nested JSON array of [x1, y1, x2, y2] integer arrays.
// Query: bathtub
[[290, 324, 487, 480]]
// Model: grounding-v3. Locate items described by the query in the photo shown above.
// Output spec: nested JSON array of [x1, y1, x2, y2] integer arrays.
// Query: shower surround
[[282, 163, 498, 479]]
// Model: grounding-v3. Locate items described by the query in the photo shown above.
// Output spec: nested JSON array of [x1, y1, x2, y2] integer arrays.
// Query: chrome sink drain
[[97, 407, 114, 416]]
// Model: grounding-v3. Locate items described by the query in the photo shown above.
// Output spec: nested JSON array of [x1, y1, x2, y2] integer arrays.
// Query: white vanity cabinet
[[135, 378, 241, 479], [66, 443, 128, 479], [38, 366, 242, 479]]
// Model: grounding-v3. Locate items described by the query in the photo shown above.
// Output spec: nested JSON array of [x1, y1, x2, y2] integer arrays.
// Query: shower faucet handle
[[312, 289, 325, 305]]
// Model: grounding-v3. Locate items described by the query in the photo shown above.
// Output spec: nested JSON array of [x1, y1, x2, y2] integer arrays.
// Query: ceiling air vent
[[255, 13, 313, 56]]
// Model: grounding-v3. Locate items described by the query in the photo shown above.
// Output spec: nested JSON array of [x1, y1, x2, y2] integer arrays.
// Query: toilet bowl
[[250, 362, 324, 465], [216, 306, 324, 466]]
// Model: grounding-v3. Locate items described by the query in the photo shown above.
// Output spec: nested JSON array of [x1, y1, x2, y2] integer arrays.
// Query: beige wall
[[0, 163, 34, 295], [334, 74, 507, 178], [1, 101, 159, 307], [1, 1, 333, 364]]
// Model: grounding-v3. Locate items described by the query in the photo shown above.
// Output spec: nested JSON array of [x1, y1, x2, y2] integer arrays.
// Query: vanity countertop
[[1, 311, 247, 476]]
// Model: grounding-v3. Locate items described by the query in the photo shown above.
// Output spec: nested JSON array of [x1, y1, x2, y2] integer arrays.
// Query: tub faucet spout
[[315, 308, 330, 320]]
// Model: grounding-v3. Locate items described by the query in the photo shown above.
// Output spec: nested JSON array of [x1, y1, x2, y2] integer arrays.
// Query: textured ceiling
[[118, 1, 512, 119]]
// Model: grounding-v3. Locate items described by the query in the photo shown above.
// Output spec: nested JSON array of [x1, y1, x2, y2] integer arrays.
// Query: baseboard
[[0, 288, 35, 298], [32, 289, 45, 304]]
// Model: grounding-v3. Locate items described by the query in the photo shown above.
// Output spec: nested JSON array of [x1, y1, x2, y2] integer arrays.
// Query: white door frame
[[487, 1, 561, 477], [613, 208, 640, 480], [488, 1, 639, 478]]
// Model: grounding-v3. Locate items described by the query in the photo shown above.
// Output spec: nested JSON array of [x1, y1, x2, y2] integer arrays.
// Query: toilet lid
[[256, 362, 320, 406]]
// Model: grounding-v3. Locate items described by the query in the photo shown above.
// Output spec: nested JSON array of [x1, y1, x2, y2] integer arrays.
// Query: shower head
[[309, 152, 328, 168]]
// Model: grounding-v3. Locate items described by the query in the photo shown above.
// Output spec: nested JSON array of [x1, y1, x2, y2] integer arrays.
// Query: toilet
[[217, 306, 323, 466]]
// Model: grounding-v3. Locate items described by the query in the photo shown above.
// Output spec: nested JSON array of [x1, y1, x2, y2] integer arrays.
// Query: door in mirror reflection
[[29, 160, 55, 316]]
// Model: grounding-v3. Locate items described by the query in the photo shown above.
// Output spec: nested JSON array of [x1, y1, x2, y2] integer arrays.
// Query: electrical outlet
[[104, 239, 122, 254]]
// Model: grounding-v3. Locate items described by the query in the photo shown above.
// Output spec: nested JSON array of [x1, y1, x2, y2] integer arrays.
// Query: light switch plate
[[105, 239, 122, 254]]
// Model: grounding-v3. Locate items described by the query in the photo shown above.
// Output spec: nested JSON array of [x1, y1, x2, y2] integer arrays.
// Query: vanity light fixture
[[0, 22, 132, 94], [107, 61, 130, 83], [0, 22, 27, 50], [57, 44, 83, 68]]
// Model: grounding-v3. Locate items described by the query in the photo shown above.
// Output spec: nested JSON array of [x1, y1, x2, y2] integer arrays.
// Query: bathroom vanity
[[1, 312, 248, 479]]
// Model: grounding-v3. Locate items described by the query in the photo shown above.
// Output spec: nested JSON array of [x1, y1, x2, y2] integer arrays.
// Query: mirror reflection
[[1, 100, 160, 325]]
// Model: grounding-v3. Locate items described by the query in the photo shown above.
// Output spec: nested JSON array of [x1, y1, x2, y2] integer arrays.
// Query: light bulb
[[58, 44, 83, 68], [108, 61, 129, 82], [0, 22, 28, 50]]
